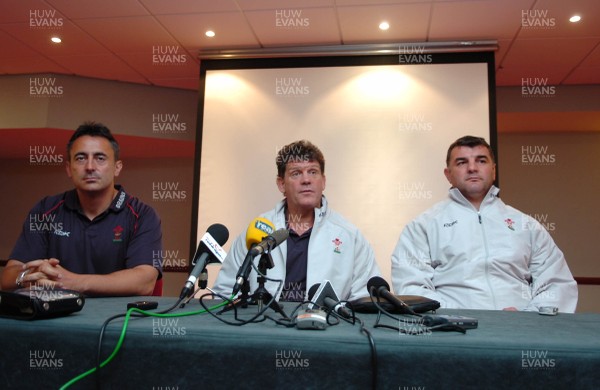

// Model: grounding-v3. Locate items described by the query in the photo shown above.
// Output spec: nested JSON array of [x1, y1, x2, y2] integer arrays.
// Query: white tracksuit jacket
[[391, 186, 578, 312], [213, 196, 381, 302]]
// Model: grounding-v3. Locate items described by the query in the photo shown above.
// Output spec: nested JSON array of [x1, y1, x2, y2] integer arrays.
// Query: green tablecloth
[[0, 297, 598, 389]]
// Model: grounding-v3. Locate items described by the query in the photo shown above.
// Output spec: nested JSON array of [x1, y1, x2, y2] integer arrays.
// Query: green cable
[[59, 299, 229, 390]]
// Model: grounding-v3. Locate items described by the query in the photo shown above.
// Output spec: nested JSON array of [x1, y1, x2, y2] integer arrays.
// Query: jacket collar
[[448, 185, 500, 211], [276, 195, 329, 227]]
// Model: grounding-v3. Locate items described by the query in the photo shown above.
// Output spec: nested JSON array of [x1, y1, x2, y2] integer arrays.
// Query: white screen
[[196, 57, 493, 286]]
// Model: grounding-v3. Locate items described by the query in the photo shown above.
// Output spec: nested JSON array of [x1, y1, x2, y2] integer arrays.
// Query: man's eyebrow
[[453, 155, 490, 162], [287, 163, 320, 170], [73, 151, 108, 157]]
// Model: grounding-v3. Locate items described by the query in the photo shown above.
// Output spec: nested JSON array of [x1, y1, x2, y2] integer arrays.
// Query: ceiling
[[0, 0, 599, 91]]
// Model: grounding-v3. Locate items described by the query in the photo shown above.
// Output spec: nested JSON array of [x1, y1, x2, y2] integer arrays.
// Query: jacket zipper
[[479, 211, 498, 308]]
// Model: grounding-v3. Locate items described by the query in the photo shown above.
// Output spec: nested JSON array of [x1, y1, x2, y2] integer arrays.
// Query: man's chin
[[76, 183, 108, 193], [290, 197, 320, 210], [463, 184, 490, 197], [464, 181, 485, 190]]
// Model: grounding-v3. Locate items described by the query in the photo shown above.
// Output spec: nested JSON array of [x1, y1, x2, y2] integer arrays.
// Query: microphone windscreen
[[245, 217, 275, 249], [207, 223, 229, 246], [307, 283, 321, 301], [367, 276, 390, 296], [270, 228, 289, 246]]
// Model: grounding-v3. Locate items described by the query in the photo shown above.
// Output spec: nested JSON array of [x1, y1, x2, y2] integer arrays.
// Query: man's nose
[[85, 158, 95, 170], [301, 172, 311, 182]]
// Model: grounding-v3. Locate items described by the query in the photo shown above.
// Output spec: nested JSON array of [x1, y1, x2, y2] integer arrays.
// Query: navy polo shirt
[[279, 227, 311, 302], [10, 185, 163, 277]]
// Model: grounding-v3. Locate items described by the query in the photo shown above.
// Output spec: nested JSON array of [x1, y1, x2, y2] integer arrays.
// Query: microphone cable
[[264, 299, 345, 328], [367, 288, 467, 335], [358, 316, 377, 390], [265, 297, 378, 390], [200, 277, 285, 326], [59, 296, 230, 390], [200, 257, 288, 326], [267, 298, 378, 390]]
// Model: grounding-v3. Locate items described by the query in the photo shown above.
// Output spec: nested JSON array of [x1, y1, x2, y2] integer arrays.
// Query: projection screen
[[193, 52, 497, 287]]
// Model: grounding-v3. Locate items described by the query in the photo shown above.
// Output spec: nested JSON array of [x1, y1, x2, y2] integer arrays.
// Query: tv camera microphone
[[308, 281, 351, 319], [179, 223, 229, 299], [367, 276, 417, 315], [232, 218, 288, 296]]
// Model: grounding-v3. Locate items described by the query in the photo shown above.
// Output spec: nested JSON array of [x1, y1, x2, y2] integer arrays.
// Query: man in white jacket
[[213, 140, 381, 302], [391, 136, 578, 312]]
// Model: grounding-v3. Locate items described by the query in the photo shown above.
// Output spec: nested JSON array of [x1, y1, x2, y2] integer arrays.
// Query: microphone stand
[[216, 280, 250, 314], [239, 279, 250, 308], [217, 248, 288, 319], [251, 251, 289, 319], [217, 253, 253, 314]]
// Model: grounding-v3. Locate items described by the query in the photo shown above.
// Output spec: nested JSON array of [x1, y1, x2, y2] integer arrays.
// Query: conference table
[[0, 296, 598, 390]]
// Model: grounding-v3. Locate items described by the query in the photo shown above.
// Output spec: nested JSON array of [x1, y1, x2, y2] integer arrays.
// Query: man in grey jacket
[[391, 136, 577, 312], [213, 140, 381, 302]]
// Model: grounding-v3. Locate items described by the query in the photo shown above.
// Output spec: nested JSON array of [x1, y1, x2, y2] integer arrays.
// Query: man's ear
[[443, 167, 451, 184], [114, 160, 123, 177], [276, 176, 285, 194], [65, 161, 72, 179]]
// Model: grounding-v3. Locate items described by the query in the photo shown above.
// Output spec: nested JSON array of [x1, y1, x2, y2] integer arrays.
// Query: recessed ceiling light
[[379, 22, 390, 31], [569, 15, 581, 23], [51, 36, 61, 43], [205, 30, 215, 38]]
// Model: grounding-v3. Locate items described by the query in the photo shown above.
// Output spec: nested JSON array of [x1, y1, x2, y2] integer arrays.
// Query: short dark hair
[[67, 122, 120, 160], [276, 140, 325, 178], [446, 135, 494, 166]]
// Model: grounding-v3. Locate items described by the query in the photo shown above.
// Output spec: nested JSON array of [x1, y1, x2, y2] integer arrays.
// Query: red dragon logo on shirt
[[332, 238, 342, 254], [113, 225, 124, 242]]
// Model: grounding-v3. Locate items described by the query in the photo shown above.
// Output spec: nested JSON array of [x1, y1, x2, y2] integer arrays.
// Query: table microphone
[[367, 276, 417, 315], [308, 282, 351, 319]]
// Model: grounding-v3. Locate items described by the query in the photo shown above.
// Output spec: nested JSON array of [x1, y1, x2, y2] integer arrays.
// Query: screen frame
[[191, 51, 498, 260]]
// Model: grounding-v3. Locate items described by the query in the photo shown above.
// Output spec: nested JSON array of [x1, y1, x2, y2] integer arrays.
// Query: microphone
[[367, 276, 417, 315], [180, 223, 229, 299], [248, 228, 289, 257], [308, 281, 351, 319], [232, 218, 288, 296]]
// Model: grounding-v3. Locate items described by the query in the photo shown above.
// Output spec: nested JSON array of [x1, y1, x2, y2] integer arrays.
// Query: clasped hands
[[18, 258, 78, 290]]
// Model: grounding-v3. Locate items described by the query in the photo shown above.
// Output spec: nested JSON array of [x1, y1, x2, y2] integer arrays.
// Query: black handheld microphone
[[367, 276, 417, 315], [232, 227, 289, 296], [180, 223, 229, 299], [308, 282, 351, 319]]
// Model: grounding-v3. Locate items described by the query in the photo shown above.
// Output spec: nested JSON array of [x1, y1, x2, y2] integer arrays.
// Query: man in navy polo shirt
[[1, 122, 162, 296]]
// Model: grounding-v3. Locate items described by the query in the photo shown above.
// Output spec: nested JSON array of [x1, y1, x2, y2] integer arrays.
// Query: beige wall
[[497, 132, 600, 313], [496, 85, 600, 313]]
